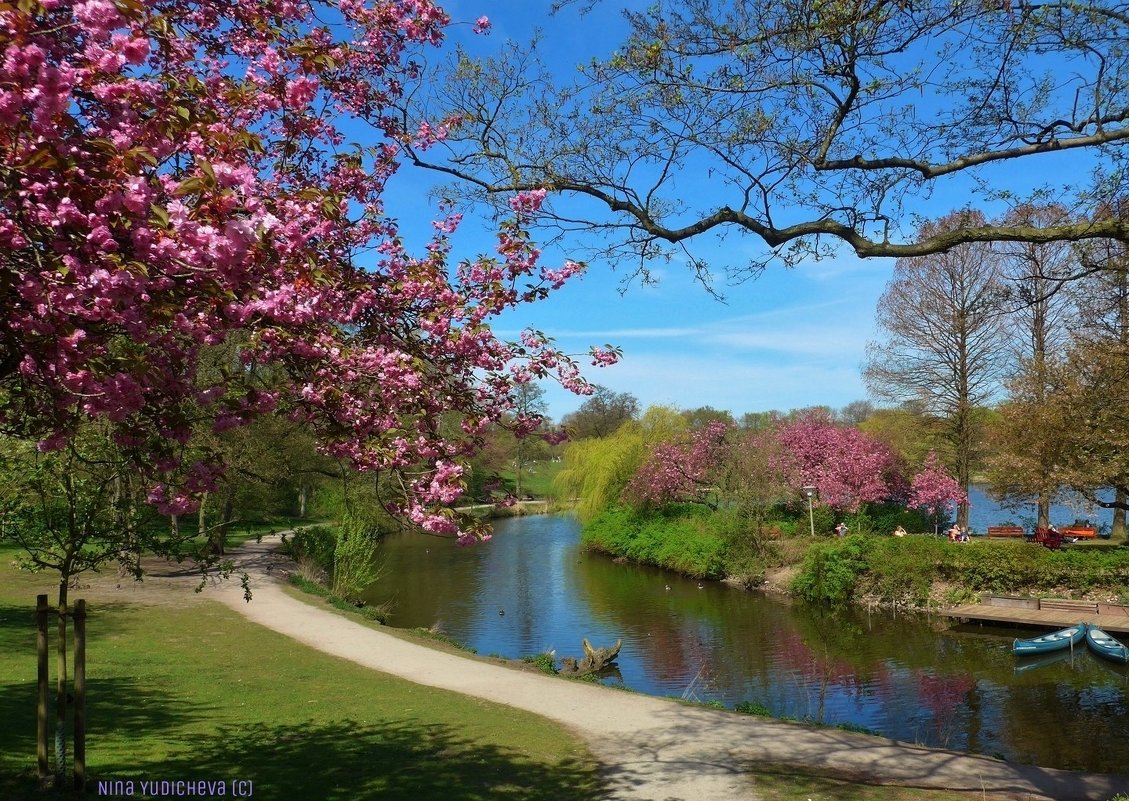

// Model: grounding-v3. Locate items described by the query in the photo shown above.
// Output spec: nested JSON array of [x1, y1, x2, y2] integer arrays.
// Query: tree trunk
[[1037, 497, 1050, 530], [198, 492, 208, 539], [207, 485, 236, 556], [1114, 490, 1127, 538]]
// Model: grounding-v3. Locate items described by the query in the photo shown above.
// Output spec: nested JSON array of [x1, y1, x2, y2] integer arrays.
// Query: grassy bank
[[792, 534, 1129, 607], [580, 504, 1129, 608], [580, 505, 729, 579], [0, 545, 601, 801]]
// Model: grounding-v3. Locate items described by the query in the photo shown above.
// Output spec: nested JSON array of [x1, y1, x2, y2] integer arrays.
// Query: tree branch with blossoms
[[0, 0, 616, 548]]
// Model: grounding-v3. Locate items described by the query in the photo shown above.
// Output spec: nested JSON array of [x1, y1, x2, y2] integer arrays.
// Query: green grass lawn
[[501, 459, 563, 500], [0, 545, 601, 801]]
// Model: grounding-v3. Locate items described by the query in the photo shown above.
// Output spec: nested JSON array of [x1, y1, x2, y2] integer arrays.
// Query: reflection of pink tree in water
[[915, 670, 976, 746], [775, 630, 890, 722]]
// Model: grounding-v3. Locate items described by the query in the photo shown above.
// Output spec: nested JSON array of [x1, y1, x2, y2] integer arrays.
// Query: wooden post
[[36, 594, 48, 783], [73, 600, 86, 792], [55, 594, 67, 785]]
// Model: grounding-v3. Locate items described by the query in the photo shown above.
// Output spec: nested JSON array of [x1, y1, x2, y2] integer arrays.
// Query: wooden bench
[[987, 525, 1025, 538], [1032, 527, 1064, 549], [1039, 598, 1099, 614], [1061, 526, 1098, 539]]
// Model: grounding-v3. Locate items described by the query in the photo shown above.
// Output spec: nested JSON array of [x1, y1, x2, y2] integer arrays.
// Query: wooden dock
[[941, 598, 1129, 634]]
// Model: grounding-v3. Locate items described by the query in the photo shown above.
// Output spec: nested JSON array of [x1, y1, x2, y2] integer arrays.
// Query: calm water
[[967, 485, 1115, 533], [362, 514, 1129, 773]]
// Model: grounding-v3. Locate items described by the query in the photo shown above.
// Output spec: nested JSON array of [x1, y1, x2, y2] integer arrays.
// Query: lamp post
[[803, 485, 816, 538]]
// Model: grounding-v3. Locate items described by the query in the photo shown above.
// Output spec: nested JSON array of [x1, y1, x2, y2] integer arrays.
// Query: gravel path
[[135, 535, 1129, 801]]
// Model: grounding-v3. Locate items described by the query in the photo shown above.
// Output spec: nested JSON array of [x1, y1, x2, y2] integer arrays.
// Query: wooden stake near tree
[[75, 599, 87, 793], [34, 593, 88, 791], [36, 594, 48, 784]]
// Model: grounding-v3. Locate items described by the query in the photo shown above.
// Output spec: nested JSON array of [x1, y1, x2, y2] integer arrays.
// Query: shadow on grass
[[90, 718, 602, 801], [0, 674, 218, 801]]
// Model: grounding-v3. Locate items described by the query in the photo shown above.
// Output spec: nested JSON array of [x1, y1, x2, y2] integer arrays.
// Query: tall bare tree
[[560, 386, 639, 439], [1063, 204, 1129, 533], [405, 0, 1129, 282], [986, 205, 1079, 526], [864, 212, 1012, 526]]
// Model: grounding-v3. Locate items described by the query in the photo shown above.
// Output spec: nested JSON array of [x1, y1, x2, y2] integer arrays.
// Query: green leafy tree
[[560, 386, 639, 439], [1068, 212, 1129, 534], [0, 429, 201, 782]]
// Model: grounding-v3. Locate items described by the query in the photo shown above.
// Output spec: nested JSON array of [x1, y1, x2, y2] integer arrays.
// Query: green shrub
[[790, 536, 868, 604], [522, 652, 559, 675], [582, 505, 726, 579], [283, 525, 337, 572], [332, 529, 381, 601], [734, 700, 772, 716], [861, 536, 948, 606]]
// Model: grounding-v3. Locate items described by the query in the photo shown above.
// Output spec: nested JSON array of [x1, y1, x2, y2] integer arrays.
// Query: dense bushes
[[284, 525, 338, 572], [789, 536, 870, 604], [282, 523, 381, 603], [790, 535, 1129, 606], [582, 505, 727, 579]]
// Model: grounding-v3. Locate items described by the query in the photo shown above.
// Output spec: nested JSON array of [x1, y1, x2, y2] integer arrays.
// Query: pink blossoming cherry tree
[[0, 0, 615, 542]]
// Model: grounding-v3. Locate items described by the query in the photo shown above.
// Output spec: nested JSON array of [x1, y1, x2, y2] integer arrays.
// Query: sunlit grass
[[0, 543, 600, 801]]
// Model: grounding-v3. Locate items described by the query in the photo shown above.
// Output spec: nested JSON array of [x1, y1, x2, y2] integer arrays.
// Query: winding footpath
[[203, 535, 1129, 801]]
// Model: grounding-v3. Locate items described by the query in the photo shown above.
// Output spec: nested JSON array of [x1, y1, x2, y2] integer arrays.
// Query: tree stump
[[559, 638, 621, 676]]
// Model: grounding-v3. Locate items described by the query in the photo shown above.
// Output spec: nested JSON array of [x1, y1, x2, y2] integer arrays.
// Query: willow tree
[[554, 405, 685, 521], [404, 0, 1129, 283], [864, 212, 1012, 526]]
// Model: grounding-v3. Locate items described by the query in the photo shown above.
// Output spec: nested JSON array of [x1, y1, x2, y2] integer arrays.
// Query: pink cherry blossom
[[908, 451, 967, 516], [0, 0, 615, 543], [776, 410, 903, 512]]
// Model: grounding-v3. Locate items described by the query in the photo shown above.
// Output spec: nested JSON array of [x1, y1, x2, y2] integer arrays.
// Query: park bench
[[1039, 598, 1099, 614], [1061, 526, 1098, 539], [986, 525, 1025, 538], [1032, 527, 1064, 550]]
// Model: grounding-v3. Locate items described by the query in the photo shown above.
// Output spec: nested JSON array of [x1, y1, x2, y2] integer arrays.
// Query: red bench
[[1032, 527, 1064, 550], [987, 525, 1025, 538]]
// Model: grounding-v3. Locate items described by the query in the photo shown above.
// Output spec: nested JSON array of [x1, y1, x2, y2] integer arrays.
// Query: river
[[361, 513, 1129, 773]]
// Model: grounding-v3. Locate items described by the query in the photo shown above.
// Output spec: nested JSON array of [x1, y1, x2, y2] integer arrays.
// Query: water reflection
[[361, 514, 1129, 772]]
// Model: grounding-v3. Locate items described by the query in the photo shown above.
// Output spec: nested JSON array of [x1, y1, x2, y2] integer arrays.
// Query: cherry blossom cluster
[[0, 0, 613, 537], [908, 451, 967, 516], [622, 409, 963, 518], [624, 421, 732, 507], [775, 411, 906, 512]]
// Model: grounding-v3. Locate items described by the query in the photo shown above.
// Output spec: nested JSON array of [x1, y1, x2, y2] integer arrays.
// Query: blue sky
[[381, 1, 1083, 423]]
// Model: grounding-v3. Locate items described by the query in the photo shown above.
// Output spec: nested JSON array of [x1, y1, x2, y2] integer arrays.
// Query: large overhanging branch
[[408, 151, 1129, 258], [405, 0, 1129, 270]]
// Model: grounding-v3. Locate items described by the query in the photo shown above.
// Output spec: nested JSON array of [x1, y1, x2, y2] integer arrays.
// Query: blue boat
[[1085, 624, 1129, 664], [1012, 623, 1087, 655]]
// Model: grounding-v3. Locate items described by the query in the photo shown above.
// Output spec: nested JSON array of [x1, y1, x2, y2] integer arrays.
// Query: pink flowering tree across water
[[908, 451, 967, 525], [623, 420, 732, 509], [0, 0, 614, 542], [775, 411, 905, 512]]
